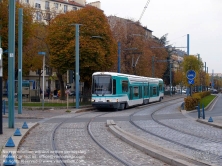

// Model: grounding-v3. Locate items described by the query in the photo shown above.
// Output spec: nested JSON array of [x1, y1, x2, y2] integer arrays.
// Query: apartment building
[[13, 0, 101, 97], [17, 0, 87, 23]]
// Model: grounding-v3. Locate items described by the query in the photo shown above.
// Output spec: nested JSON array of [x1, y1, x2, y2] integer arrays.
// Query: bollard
[[22, 122, 28, 129], [202, 104, 205, 119], [14, 128, 22, 136], [208, 117, 213, 122], [3, 152, 16, 166], [197, 103, 200, 118], [5, 137, 15, 147]]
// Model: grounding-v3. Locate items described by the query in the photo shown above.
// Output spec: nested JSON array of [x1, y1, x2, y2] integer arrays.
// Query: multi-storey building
[[10, 0, 101, 98]]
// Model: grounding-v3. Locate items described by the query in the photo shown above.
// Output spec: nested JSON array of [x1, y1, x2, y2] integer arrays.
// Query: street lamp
[[70, 24, 81, 109], [38, 51, 46, 111]]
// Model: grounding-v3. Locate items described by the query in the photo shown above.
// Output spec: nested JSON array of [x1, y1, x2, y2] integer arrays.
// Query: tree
[[0, 1, 34, 80], [108, 17, 168, 78], [47, 6, 117, 99], [182, 55, 203, 87]]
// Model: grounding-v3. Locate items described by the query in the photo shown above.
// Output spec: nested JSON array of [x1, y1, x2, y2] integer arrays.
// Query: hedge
[[184, 91, 211, 111]]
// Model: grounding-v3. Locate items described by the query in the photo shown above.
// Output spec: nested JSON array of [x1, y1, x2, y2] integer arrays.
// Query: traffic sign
[[188, 79, 194, 85], [186, 70, 196, 80]]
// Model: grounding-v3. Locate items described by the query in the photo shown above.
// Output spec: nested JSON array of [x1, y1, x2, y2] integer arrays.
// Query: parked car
[[177, 89, 186, 94], [211, 89, 218, 94]]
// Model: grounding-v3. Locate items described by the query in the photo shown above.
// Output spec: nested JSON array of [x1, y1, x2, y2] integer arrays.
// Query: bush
[[184, 96, 199, 111], [184, 91, 210, 111]]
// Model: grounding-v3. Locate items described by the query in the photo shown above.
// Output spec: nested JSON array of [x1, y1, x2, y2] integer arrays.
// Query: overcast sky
[[87, 0, 222, 74]]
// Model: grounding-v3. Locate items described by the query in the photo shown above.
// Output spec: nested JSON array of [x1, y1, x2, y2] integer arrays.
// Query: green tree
[[182, 55, 203, 87], [47, 6, 117, 99]]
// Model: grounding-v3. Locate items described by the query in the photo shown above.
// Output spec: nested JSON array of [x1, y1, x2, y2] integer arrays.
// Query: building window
[[45, 13, 50, 21], [73, 7, 77, 11], [36, 11, 42, 21], [36, 69, 41, 75], [54, 3, 58, 10], [25, 0, 29, 3], [64, 5, 67, 12], [35, 3, 41, 9], [45, 1, 50, 10]]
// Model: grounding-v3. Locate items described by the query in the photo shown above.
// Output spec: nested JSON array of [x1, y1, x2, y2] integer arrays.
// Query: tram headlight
[[116, 99, 118, 102], [106, 100, 110, 102], [91, 99, 95, 102]]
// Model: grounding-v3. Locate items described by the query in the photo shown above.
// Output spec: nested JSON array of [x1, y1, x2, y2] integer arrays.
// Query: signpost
[[186, 70, 196, 96]]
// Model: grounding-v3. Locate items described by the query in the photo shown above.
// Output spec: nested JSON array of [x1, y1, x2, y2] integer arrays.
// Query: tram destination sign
[[186, 70, 196, 80]]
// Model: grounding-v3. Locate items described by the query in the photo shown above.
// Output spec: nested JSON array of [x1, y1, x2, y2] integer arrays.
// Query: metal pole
[[18, 8, 23, 114], [170, 62, 172, 96], [198, 54, 200, 92], [117, 42, 121, 73], [42, 54, 45, 111], [0, 48, 3, 134], [75, 24, 80, 109], [205, 62, 206, 91], [187, 34, 189, 55], [8, 0, 15, 128]]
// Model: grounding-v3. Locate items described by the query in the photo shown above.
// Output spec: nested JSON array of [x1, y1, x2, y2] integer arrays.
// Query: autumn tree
[[0, 1, 34, 80], [108, 16, 168, 78], [182, 55, 205, 88], [47, 6, 117, 99]]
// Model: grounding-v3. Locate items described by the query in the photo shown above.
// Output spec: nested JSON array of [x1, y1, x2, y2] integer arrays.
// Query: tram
[[91, 72, 164, 110]]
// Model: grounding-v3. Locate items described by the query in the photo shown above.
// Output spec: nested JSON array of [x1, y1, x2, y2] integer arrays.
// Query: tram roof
[[92, 72, 162, 82]]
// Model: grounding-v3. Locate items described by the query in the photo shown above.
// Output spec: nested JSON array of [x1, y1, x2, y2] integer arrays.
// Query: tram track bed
[[122, 99, 222, 165], [16, 111, 170, 165]]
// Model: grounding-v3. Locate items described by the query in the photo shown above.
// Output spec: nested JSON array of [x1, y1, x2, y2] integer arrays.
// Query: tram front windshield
[[92, 75, 112, 94]]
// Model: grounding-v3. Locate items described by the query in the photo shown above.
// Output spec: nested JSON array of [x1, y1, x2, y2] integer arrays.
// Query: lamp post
[[70, 24, 81, 109], [38, 52, 45, 111], [0, 48, 3, 134]]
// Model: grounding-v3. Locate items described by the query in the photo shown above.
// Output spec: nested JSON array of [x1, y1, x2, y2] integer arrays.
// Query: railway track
[[128, 99, 222, 165], [17, 95, 184, 165]]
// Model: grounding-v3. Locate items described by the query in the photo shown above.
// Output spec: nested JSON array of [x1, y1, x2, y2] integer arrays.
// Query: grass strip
[[200, 95, 216, 108]]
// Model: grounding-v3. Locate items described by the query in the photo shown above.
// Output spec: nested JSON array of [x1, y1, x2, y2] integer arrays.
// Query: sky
[[86, 0, 222, 74]]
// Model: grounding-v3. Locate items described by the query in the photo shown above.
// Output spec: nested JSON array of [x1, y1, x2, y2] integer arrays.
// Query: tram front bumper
[[92, 102, 119, 109]]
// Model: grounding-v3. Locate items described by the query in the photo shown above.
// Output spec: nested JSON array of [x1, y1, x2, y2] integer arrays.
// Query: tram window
[[122, 81, 128, 92], [113, 79, 116, 94], [92, 75, 112, 94], [134, 87, 139, 97], [159, 84, 163, 91], [153, 87, 157, 96]]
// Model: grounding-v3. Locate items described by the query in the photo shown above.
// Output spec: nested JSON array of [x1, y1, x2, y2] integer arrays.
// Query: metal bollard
[[202, 104, 205, 119], [197, 103, 200, 118]]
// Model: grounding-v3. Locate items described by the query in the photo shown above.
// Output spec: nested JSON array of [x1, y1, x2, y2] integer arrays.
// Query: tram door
[[129, 86, 133, 100]]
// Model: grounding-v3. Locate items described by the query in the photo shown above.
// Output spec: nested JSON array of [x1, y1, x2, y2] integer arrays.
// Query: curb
[[0, 122, 39, 166], [107, 120, 211, 166]]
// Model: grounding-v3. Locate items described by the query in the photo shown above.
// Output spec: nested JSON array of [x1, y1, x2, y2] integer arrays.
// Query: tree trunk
[[57, 72, 65, 100], [83, 81, 91, 102]]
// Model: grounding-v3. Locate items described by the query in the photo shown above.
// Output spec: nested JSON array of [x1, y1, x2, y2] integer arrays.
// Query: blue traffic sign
[[186, 70, 196, 80], [188, 79, 194, 85]]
